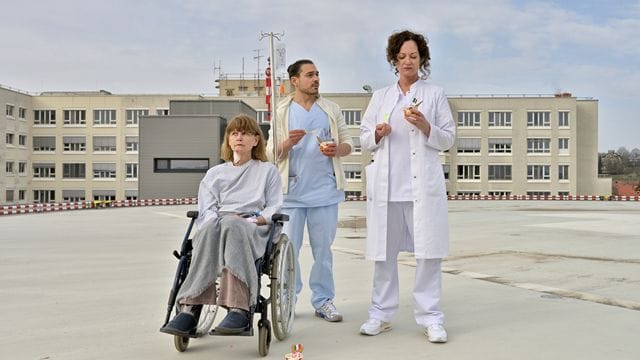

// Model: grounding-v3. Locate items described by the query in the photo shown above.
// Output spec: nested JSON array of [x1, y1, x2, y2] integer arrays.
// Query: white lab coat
[[360, 80, 456, 261]]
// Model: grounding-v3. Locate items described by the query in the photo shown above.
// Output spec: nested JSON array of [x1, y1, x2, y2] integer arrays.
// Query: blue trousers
[[282, 204, 338, 309]]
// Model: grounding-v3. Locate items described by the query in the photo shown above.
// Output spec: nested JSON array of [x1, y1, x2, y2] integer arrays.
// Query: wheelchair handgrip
[[186, 210, 199, 219], [272, 213, 289, 222]]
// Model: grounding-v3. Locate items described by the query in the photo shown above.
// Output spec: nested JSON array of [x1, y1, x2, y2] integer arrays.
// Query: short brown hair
[[386, 30, 431, 78], [220, 114, 267, 162]]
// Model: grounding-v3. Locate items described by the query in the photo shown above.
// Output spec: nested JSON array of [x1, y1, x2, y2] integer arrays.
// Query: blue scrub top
[[284, 102, 344, 208]]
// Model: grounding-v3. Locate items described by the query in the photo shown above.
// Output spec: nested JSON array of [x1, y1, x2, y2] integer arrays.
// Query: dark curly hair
[[386, 30, 431, 79]]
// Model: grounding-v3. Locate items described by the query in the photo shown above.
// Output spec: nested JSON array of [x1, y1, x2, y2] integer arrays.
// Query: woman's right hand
[[375, 123, 392, 144]]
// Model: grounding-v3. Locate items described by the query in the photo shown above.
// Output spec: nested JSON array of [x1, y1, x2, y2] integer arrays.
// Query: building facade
[[1, 80, 611, 205]]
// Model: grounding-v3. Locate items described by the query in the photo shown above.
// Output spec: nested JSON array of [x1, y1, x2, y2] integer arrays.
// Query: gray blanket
[[176, 213, 271, 307]]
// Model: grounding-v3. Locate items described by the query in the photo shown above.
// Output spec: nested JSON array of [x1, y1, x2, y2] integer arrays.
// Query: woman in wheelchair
[[161, 114, 282, 336]]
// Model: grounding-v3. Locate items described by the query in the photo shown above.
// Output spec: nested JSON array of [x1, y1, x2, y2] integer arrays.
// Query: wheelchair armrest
[[186, 210, 199, 219], [272, 213, 289, 222]]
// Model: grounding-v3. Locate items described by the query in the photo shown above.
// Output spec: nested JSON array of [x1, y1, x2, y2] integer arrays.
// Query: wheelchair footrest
[[209, 327, 254, 337]]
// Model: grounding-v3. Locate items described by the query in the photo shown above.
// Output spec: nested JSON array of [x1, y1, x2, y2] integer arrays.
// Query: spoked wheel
[[172, 300, 219, 352], [258, 319, 271, 357], [270, 234, 296, 340]]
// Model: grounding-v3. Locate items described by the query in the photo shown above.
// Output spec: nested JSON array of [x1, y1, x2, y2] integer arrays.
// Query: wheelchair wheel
[[174, 336, 189, 352], [258, 319, 271, 357], [195, 304, 219, 335], [270, 234, 296, 340]]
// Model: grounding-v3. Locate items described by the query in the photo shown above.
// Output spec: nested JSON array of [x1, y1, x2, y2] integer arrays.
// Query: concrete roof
[[1, 200, 638, 359]]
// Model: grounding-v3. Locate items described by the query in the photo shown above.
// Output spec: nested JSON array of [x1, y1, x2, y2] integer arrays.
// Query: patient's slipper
[[214, 309, 250, 334], [159, 312, 197, 337]]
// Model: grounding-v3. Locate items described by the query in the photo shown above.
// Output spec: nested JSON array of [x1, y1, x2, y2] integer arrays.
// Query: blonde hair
[[220, 114, 268, 162]]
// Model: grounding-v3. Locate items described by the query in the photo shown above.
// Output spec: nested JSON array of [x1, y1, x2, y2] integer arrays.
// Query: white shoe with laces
[[315, 301, 343, 322], [425, 324, 448, 343], [359, 318, 392, 336]]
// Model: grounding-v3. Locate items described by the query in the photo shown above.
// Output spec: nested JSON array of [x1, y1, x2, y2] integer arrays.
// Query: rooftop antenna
[[253, 49, 263, 78]]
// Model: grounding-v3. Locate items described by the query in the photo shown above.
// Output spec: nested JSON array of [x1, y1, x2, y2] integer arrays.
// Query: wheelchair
[[161, 210, 296, 356]]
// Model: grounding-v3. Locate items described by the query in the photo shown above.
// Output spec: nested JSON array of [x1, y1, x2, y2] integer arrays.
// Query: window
[[5, 133, 14, 145], [93, 136, 116, 152], [18, 162, 26, 175], [63, 163, 86, 179], [527, 138, 550, 153], [527, 165, 550, 180], [488, 165, 512, 180], [18, 134, 27, 146], [5, 190, 15, 203], [488, 138, 512, 154], [5, 161, 14, 175], [156, 108, 169, 116], [443, 164, 450, 179], [457, 138, 481, 153], [527, 191, 551, 196], [343, 110, 361, 126], [33, 189, 55, 203], [457, 191, 481, 196], [63, 136, 86, 152], [558, 165, 569, 180], [345, 191, 362, 198], [488, 191, 511, 196], [125, 136, 139, 152], [457, 111, 480, 127], [343, 164, 362, 181], [126, 109, 148, 126], [34, 110, 56, 125], [351, 137, 361, 153], [457, 165, 480, 180], [93, 163, 116, 179], [488, 111, 511, 127], [64, 110, 86, 125], [18, 190, 25, 201], [126, 163, 138, 179], [256, 110, 269, 123], [559, 138, 569, 154], [154, 158, 209, 173], [558, 111, 569, 127], [558, 191, 570, 197], [6, 104, 14, 117], [93, 190, 116, 201], [93, 109, 116, 125], [125, 190, 138, 201], [33, 163, 56, 178], [527, 111, 550, 127], [19, 107, 26, 119], [62, 190, 85, 202], [33, 136, 56, 152]]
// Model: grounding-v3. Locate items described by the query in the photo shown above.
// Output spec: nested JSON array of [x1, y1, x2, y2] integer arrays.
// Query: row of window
[[455, 138, 569, 154], [27, 189, 138, 203], [5, 161, 138, 179], [337, 110, 571, 128], [29, 136, 138, 152], [450, 164, 570, 181], [455, 191, 571, 196], [27, 109, 169, 126], [457, 111, 570, 128], [5, 104, 27, 119]]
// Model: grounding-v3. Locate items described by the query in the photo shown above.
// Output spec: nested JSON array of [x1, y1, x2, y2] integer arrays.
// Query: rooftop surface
[[1, 200, 638, 359]]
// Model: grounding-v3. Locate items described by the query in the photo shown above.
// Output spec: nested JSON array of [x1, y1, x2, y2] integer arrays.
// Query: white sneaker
[[359, 318, 392, 336], [315, 301, 343, 322], [425, 324, 448, 343]]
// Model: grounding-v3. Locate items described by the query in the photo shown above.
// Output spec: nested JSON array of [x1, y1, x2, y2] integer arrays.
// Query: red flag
[[265, 64, 272, 121]]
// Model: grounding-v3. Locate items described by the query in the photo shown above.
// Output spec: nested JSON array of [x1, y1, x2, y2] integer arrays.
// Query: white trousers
[[368, 202, 444, 326]]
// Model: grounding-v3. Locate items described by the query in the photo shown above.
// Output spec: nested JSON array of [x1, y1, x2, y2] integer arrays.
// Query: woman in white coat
[[359, 30, 456, 343]]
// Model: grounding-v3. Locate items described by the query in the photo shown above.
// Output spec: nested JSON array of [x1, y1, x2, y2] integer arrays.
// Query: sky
[[1, 0, 638, 151]]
